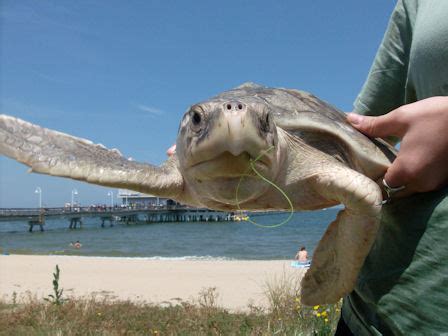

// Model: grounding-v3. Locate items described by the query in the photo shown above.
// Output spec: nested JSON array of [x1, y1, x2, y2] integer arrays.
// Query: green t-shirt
[[342, 1, 448, 335]]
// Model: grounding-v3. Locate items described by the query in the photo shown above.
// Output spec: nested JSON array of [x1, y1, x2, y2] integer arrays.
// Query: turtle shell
[[214, 82, 396, 180]]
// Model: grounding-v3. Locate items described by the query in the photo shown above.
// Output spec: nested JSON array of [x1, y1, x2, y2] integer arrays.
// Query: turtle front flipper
[[301, 166, 382, 305], [0, 114, 184, 199]]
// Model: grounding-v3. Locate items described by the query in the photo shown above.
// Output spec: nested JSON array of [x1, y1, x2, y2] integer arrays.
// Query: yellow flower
[[321, 311, 328, 317], [313, 305, 319, 310], [317, 313, 321, 317], [295, 297, 300, 302], [325, 318, 329, 323]]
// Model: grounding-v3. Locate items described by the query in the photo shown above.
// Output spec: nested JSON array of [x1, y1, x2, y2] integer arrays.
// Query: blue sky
[[0, 1, 396, 207]]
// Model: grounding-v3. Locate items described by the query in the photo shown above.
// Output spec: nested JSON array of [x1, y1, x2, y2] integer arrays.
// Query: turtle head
[[176, 96, 281, 207]]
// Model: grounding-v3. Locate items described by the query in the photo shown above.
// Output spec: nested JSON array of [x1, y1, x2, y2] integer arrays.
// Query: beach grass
[[0, 296, 340, 335], [0, 280, 341, 335], [0, 264, 341, 335]]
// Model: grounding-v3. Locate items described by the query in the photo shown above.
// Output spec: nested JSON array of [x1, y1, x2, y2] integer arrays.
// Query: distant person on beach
[[294, 246, 308, 262], [335, 1, 448, 335]]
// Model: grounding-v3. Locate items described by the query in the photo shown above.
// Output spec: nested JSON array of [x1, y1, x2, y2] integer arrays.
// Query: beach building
[[117, 189, 176, 208]]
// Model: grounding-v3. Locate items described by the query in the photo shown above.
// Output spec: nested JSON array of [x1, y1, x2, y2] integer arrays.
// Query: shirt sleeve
[[354, 0, 417, 116]]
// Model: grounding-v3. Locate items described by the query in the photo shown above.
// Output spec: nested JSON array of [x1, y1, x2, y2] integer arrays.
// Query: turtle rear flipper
[[301, 166, 382, 305]]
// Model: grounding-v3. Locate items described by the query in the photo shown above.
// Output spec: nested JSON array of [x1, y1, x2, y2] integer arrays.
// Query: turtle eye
[[192, 111, 202, 125], [190, 109, 204, 132]]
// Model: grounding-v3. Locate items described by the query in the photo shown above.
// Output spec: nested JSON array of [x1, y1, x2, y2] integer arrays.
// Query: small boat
[[231, 211, 249, 221]]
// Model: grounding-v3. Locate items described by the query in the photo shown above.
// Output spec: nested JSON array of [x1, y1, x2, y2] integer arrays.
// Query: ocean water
[[0, 208, 340, 260]]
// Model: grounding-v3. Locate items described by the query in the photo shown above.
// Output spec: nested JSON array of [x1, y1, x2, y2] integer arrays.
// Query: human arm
[[347, 96, 448, 197]]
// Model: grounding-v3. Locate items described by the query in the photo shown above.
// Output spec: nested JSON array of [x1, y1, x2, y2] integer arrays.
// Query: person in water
[[70, 240, 82, 249]]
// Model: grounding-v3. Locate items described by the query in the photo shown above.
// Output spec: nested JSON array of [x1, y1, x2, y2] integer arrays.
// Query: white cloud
[[135, 104, 164, 116]]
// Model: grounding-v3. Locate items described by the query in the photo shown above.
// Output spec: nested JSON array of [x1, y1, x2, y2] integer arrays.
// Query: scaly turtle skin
[[0, 83, 395, 305]]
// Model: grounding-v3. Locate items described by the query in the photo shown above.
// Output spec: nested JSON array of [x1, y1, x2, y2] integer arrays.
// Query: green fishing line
[[235, 146, 294, 228]]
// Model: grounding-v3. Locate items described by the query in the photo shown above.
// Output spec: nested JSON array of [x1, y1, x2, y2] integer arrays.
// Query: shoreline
[[0, 251, 289, 261], [0, 255, 306, 311]]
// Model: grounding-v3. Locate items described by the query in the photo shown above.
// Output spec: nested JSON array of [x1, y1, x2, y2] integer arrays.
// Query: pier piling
[[69, 217, 83, 229], [2, 206, 234, 231]]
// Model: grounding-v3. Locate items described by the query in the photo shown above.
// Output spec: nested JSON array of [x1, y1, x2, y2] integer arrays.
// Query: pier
[[0, 206, 233, 232]]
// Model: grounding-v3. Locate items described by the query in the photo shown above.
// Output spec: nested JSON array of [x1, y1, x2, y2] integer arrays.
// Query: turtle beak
[[220, 101, 275, 159], [187, 101, 276, 167], [224, 102, 257, 156]]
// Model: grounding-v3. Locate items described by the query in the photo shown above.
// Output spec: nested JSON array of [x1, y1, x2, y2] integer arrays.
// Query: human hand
[[166, 144, 176, 156], [347, 96, 448, 197]]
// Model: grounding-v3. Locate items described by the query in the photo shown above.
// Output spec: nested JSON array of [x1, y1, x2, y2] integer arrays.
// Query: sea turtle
[[0, 83, 395, 305]]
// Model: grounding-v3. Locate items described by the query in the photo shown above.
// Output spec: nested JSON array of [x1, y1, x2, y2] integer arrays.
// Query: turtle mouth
[[186, 150, 277, 206], [189, 151, 271, 179]]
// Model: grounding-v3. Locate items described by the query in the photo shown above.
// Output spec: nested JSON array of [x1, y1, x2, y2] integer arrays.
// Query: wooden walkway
[[0, 206, 233, 231]]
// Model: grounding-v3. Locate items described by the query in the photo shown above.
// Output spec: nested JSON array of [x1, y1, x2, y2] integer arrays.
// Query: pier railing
[[0, 205, 232, 222], [0, 205, 236, 231]]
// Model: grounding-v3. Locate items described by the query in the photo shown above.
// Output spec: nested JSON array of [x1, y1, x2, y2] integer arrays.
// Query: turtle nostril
[[224, 102, 245, 111]]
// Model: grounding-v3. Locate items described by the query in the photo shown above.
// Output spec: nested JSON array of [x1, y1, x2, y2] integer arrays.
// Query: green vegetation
[[0, 267, 341, 335], [43, 264, 65, 306]]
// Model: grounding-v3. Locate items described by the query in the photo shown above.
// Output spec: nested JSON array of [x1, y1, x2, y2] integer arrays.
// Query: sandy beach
[[0, 255, 306, 311]]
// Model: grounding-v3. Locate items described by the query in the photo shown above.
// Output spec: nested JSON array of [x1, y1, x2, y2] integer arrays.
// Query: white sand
[[0, 255, 306, 311]]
